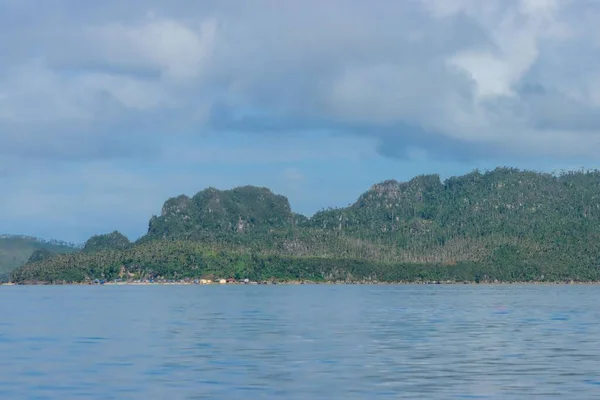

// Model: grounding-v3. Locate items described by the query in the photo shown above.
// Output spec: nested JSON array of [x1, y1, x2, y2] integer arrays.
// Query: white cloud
[[0, 14, 217, 126], [444, 0, 561, 99], [2, 0, 599, 160], [89, 16, 217, 81], [2, 0, 600, 240], [73, 72, 165, 110], [0, 61, 92, 122]]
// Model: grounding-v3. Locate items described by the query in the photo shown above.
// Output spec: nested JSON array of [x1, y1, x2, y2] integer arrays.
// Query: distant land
[[7, 167, 600, 284], [0, 236, 80, 282]]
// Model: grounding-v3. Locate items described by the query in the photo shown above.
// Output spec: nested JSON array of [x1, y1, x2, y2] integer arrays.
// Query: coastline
[[3, 280, 600, 286]]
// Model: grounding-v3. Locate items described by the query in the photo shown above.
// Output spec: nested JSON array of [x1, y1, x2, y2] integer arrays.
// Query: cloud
[[2, 0, 599, 161], [203, 0, 600, 160], [86, 16, 217, 81], [2, 0, 600, 240]]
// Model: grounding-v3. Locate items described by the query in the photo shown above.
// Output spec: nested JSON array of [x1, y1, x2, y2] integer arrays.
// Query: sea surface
[[1, 284, 600, 399]]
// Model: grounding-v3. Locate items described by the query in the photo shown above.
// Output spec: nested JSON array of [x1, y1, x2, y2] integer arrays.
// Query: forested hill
[[144, 186, 302, 241], [0, 236, 79, 281], [11, 167, 600, 283]]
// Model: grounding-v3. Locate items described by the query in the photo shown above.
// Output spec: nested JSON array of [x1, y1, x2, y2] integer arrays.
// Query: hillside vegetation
[[0, 236, 79, 281], [10, 168, 600, 283], [83, 231, 131, 253]]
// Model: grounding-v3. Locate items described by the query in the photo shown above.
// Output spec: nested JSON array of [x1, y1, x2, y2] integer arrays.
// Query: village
[[98, 277, 271, 285]]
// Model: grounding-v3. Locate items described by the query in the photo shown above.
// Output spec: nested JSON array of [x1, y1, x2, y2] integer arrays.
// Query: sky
[[2, 0, 600, 243]]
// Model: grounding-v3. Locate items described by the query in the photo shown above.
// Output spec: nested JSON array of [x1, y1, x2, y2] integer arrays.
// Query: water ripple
[[1, 285, 600, 399]]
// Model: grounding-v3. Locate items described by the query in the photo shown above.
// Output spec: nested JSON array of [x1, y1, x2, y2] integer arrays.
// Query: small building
[[219, 279, 226, 284]]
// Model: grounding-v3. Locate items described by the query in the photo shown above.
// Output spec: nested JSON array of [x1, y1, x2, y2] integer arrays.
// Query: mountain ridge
[[0, 236, 81, 281], [9, 167, 600, 283]]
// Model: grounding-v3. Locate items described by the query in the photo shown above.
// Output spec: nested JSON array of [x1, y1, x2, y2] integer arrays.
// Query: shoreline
[[3, 280, 600, 286]]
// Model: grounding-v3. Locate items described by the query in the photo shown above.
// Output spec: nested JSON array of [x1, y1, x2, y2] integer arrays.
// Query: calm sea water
[[1, 284, 600, 399]]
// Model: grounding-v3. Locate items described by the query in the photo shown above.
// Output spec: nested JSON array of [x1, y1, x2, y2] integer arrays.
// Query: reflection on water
[[1, 285, 600, 399]]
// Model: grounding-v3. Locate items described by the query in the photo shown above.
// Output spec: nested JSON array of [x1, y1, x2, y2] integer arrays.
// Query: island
[[7, 167, 600, 285]]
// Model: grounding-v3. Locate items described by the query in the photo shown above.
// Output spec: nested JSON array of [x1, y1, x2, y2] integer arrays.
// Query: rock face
[[146, 186, 295, 239], [356, 175, 442, 207], [83, 231, 131, 253]]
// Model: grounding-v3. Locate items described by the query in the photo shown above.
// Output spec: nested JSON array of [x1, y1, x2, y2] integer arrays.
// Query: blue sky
[[2, 0, 600, 243]]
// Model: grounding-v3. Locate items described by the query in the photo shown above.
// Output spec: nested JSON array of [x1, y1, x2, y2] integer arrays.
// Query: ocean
[[1, 284, 600, 399]]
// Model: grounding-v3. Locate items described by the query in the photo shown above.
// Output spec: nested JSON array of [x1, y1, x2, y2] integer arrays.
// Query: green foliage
[[83, 231, 131, 253], [0, 235, 79, 281], [145, 186, 295, 240], [27, 248, 54, 264], [10, 168, 600, 283]]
